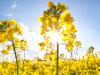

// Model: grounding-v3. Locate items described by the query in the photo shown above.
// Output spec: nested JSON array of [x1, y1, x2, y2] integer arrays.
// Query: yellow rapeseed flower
[[48, 1, 54, 8]]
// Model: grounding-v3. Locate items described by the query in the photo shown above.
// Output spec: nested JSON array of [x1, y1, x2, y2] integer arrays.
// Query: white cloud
[[11, 1, 17, 9], [6, 13, 12, 18], [5, 1, 17, 18], [19, 23, 45, 59]]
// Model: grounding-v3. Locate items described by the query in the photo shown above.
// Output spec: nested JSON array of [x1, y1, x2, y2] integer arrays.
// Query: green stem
[[56, 42, 59, 75], [75, 48, 78, 60], [70, 52, 73, 61], [12, 41, 19, 75], [23, 50, 25, 70], [2, 45, 4, 67]]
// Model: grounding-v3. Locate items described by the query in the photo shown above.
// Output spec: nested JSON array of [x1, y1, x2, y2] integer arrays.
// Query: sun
[[47, 31, 61, 44]]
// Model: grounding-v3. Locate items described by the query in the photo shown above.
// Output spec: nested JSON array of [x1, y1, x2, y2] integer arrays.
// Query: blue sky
[[0, 0, 100, 60]]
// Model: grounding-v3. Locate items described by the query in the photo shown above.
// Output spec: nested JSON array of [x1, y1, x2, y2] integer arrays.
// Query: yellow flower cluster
[[0, 20, 22, 43], [0, 20, 28, 55], [39, 1, 81, 53], [0, 54, 99, 75], [0, 1, 99, 75]]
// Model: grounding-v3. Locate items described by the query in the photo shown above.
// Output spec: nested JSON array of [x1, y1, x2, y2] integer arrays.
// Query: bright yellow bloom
[[66, 41, 74, 52], [48, 1, 54, 8], [1, 50, 9, 55], [61, 11, 73, 24], [9, 20, 17, 25], [75, 41, 81, 48], [38, 42, 46, 50]]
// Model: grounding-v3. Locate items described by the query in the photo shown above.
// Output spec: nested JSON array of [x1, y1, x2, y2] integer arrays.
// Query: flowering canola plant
[[38, 1, 80, 53], [0, 20, 28, 75]]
